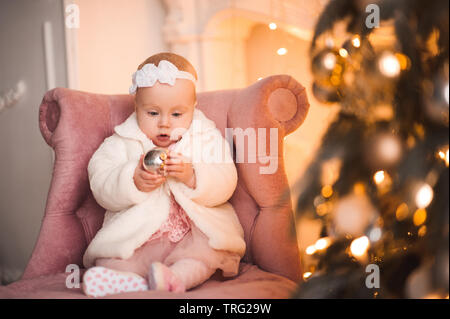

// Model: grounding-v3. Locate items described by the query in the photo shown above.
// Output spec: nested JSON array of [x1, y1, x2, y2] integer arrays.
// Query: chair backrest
[[23, 75, 309, 282]]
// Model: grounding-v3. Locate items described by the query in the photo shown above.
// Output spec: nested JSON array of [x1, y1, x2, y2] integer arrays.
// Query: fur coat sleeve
[[173, 129, 238, 208], [87, 135, 149, 212]]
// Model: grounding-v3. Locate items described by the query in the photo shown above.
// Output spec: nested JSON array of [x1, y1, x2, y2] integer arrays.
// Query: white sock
[[82, 266, 148, 298], [169, 259, 216, 290]]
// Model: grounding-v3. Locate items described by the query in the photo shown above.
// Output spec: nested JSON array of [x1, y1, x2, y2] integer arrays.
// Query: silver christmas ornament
[[364, 131, 404, 170], [311, 48, 345, 81], [143, 148, 168, 173], [329, 193, 379, 237]]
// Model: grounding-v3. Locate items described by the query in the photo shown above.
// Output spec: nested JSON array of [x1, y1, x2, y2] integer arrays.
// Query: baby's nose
[[158, 116, 170, 127]]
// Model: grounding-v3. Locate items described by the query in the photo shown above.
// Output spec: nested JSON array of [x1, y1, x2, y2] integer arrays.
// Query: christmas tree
[[294, 0, 448, 298]]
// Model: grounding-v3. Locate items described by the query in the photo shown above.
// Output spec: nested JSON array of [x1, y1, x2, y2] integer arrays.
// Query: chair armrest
[[228, 75, 310, 282], [38, 88, 119, 214], [23, 88, 132, 279]]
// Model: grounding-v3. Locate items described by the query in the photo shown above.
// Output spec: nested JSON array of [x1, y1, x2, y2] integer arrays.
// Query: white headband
[[129, 60, 196, 94]]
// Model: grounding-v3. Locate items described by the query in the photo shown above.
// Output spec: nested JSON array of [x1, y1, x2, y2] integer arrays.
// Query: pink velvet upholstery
[[0, 75, 309, 298]]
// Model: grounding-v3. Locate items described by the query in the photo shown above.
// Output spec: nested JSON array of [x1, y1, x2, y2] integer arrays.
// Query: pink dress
[[146, 192, 191, 243], [95, 191, 241, 279]]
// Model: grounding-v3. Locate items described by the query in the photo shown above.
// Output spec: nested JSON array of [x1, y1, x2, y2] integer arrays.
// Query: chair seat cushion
[[0, 263, 297, 299]]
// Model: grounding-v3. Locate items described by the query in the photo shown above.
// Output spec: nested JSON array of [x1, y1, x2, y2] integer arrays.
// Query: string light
[[339, 48, 349, 58], [321, 185, 333, 198], [277, 47, 288, 56], [396, 203, 410, 221], [353, 182, 366, 195], [351, 35, 361, 48], [330, 75, 341, 86], [437, 146, 449, 167], [373, 171, 385, 184], [368, 227, 382, 242], [305, 245, 317, 255], [413, 208, 427, 226], [374, 133, 403, 167], [303, 272, 312, 280], [373, 170, 392, 194], [315, 237, 331, 251], [269, 22, 277, 30], [323, 52, 337, 70], [378, 51, 401, 78], [395, 53, 411, 70], [350, 236, 370, 257], [316, 202, 331, 216], [415, 183, 434, 209], [418, 225, 427, 237]]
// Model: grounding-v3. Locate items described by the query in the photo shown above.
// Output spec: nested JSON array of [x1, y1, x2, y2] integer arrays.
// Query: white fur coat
[[83, 109, 246, 268]]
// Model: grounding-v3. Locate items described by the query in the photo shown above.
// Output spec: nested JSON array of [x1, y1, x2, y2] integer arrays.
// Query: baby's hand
[[133, 154, 166, 192], [164, 151, 196, 189]]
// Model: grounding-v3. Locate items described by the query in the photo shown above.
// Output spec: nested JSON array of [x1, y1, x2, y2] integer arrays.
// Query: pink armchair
[[0, 75, 309, 298]]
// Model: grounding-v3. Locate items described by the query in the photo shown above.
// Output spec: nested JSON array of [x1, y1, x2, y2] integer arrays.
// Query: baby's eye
[[148, 111, 158, 116], [172, 112, 182, 117]]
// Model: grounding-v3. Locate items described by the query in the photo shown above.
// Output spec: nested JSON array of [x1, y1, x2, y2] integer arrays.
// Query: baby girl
[[82, 52, 246, 297]]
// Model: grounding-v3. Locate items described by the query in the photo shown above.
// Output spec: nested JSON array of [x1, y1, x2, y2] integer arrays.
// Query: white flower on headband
[[129, 60, 196, 94]]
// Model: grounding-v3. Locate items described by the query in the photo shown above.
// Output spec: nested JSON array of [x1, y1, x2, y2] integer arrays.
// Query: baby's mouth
[[156, 134, 170, 142]]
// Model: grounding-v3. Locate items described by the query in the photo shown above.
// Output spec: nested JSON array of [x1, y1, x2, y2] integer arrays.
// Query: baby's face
[[135, 79, 196, 148]]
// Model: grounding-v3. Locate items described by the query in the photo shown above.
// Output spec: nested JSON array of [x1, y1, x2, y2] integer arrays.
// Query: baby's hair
[[137, 52, 198, 81]]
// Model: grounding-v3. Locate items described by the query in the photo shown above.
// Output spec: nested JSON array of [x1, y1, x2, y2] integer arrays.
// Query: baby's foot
[[148, 262, 186, 293], [82, 266, 148, 297]]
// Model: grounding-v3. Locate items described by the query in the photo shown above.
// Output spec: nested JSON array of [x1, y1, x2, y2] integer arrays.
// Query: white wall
[[75, 0, 168, 94]]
